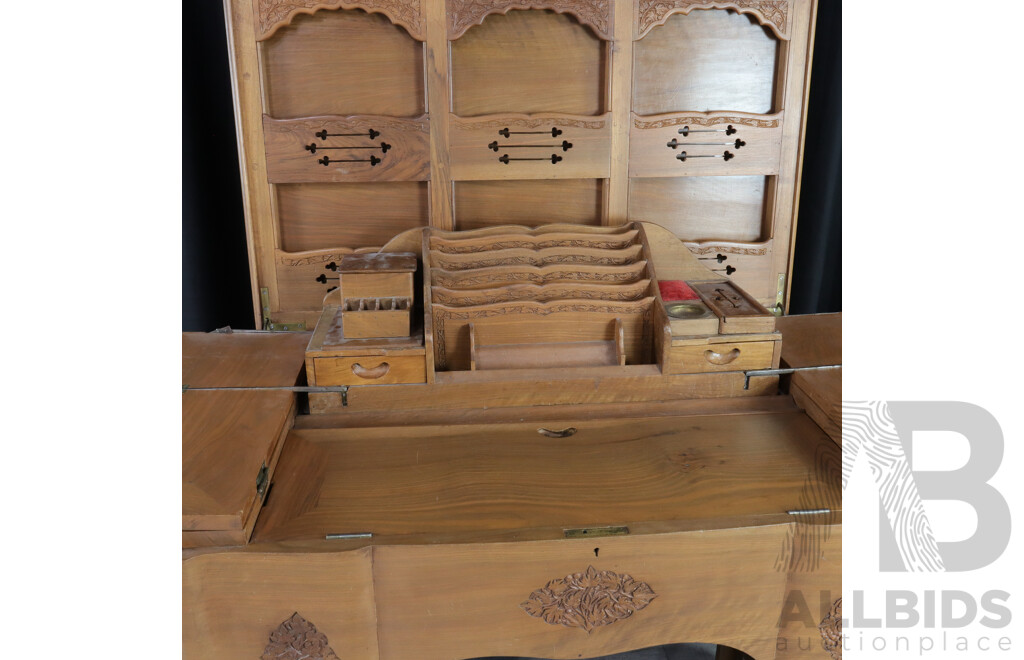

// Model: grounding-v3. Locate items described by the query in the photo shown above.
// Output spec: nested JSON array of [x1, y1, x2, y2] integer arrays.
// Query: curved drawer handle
[[704, 348, 741, 365], [351, 362, 390, 379], [538, 427, 577, 438]]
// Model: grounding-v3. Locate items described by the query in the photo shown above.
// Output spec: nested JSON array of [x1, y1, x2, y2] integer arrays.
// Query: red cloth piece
[[658, 280, 700, 301]]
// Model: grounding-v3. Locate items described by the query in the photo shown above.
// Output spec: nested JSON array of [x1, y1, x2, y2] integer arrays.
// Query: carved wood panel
[[263, 115, 430, 183], [261, 612, 341, 660], [255, 0, 425, 40], [447, 0, 613, 40], [520, 565, 658, 631], [634, 0, 790, 40], [630, 111, 783, 177]]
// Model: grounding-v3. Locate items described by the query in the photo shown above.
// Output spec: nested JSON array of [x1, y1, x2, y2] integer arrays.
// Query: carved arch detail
[[635, 0, 789, 41], [447, 0, 613, 41], [256, 0, 425, 41]]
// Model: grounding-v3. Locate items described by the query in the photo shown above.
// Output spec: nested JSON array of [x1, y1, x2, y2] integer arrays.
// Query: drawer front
[[666, 340, 775, 374], [315, 356, 426, 386]]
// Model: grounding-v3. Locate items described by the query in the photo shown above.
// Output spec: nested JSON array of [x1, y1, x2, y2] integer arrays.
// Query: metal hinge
[[260, 288, 307, 331], [256, 462, 269, 499], [773, 273, 785, 316]]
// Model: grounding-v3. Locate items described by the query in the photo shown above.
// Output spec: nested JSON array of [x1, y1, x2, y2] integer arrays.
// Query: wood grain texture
[[276, 182, 428, 253], [451, 10, 606, 116], [632, 9, 779, 115], [450, 113, 612, 180], [448, 0, 613, 40], [665, 338, 776, 374], [777, 313, 841, 445], [182, 390, 295, 544], [315, 355, 427, 385], [373, 527, 791, 658], [182, 332, 311, 386], [255, 0, 425, 40], [635, 0, 792, 40], [182, 550, 379, 660], [253, 409, 839, 542], [425, 0, 453, 229], [263, 115, 430, 182], [262, 9, 425, 118], [629, 111, 783, 177], [629, 176, 768, 242], [606, 0, 634, 224], [775, 524, 842, 659], [308, 369, 778, 413], [454, 179, 604, 229]]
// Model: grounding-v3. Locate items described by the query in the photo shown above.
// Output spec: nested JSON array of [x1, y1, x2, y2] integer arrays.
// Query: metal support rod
[[743, 364, 842, 389]]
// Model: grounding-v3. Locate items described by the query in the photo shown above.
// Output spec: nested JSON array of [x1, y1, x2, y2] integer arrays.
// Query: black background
[[182, 1, 841, 330]]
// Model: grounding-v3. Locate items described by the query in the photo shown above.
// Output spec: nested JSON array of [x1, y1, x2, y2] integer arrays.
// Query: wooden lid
[[338, 252, 417, 274], [183, 390, 294, 547], [183, 332, 311, 387]]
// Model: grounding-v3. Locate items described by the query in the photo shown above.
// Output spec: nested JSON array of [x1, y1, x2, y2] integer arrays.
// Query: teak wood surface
[[224, 0, 820, 325], [776, 312, 842, 445]]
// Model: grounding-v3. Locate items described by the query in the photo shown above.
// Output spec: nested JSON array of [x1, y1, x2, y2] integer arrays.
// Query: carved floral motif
[[636, 0, 788, 40], [819, 598, 842, 659], [448, 0, 612, 40], [685, 243, 768, 256], [432, 268, 646, 288], [453, 117, 608, 130], [261, 612, 340, 660], [278, 248, 380, 267], [256, 0, 424, 41], [435, 254, 641, 270], [434, 237, 635, 253], [520, 565, 657, 632], [633, 115, 780, 130]]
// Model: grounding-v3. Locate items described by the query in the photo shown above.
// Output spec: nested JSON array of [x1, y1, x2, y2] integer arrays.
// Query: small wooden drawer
[[315, 355, 426, 386], [666, 340, 775, 374], [341, 297, 412, 338]]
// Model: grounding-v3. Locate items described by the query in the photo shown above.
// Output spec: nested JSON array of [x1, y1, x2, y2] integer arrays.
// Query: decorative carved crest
[[262, 612, 340, 660], [819, 598, 842, 660], [448, 0, 612, 41], [520, 565, 657, 632], [256, 0, 425, 41], [635, 0, 789, 40]]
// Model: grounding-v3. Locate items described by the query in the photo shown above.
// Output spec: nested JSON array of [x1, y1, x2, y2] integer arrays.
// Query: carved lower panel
[[520, 565, 657, 632], [819, 598, 842, 659], [630, 111, 783, 178], [451, 113, 612, 180], [256, 0, 425, 41], [262, 612, 340, 660], [264, 115, 430, 183], [448, 0, 612, 40], [635, 0, 789, 40]]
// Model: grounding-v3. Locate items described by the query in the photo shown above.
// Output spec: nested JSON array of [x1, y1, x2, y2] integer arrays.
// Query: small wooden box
[[338, 252, 416, 302]]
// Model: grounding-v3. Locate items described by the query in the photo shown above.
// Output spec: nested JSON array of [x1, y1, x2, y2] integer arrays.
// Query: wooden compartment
[[340, 297, 412, 338], [666, 337, 777, 374], [315, 354, 426, 386], [450, 10, 607, 117], [262, 9, 425, 118], [632, 9, 780, 116], [628, 176, 770, 242]]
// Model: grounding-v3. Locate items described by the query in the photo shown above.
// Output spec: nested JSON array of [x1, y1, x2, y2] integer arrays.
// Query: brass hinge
[[260, 288, 307, 331], [773, 273, 785, 316], [256, 462, 269, 499]]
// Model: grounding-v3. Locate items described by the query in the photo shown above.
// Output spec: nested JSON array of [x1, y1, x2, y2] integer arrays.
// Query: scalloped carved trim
[[635, 0, 789, 40], [819, 598, 842, 659], [633, 113, 780, 130], [448, 0, 612, 41], [520, 565, 657, 632], [261, 613, 340, 660], [256, 0, 425, 41], [277, 247, 382, 266], [684, 241, 769, 256]]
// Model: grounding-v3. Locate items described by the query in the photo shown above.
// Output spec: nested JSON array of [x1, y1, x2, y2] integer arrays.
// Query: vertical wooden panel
[[606, 0, 634, 224], [454, 179, 604, 229], [450, 11, 607, 116], [262, 10, 426, 118], [425, 0, 453, 228], [632, 10, 779, 115], [629, 176, 768, 242], [225, 0, 279, 322], [277, 182, 429, 251]]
